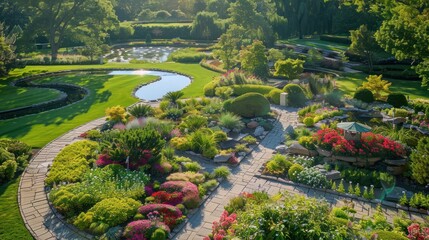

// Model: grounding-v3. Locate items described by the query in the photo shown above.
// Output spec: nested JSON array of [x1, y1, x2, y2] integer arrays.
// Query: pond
[[106, 46, 180, 63], [109, 70, 191, 100]]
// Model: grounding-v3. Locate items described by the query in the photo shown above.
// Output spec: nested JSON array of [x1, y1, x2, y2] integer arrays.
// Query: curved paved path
[[19, 106, 427, 240], [19, 118, 106, 240]]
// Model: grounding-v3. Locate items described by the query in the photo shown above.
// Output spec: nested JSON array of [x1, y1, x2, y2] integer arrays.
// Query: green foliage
[[371, 230, 408, 240], [203, 80, 219, 97], [409, 192, 429, 209], [340, 168, 388, 188], [0, 23, 16, 76], [387, 93, 408, 108], [399, 192, 408, 206], [354, 183, 361, 197], [179, 115, 208, 132], [230, 84, 277, 96], [0, 139, 31, 183], [224, 195, 247, 214], [241, 135, 257, 145], [274, 58, 305, 79], [307, 74, 335, 95], [105, 105, 128, 123], [49, 166, 149, 217], [213, 166, 231, 179], [190, 12, 222, 40], [166, 171, 205, 184], [223, 93, 270, 117], [298, 136, 316, 150], [361, 75, 391, 100], [303, 117, 315, 127], [128, 104, 154, 118], [239, 40, 269, 79], [373, 125, 419, 147], [337, 180, 345, 193], [266, 88, 283, 105], [349, 25, 379, 71], [354, 88, 374, 103], [213, 131, 228, 143], [186, 129, 218, 159], [168, 48, 208, 63], [387, 108, 408, 118], [215, 86, 233, 100], [45, 140, 98, 186], [360, 205, 392, 231], [233, 194, 340, 239], [288, 163, 304, 182], [151, 228, 167, 240], [132, 24, 191, 40], [295, 167, 330, 188], [182, 162, 202, 172], [74, 197, 141, 235], [163, 108, 183, 121], [282, 84, 308, 107], [163, 91, 184, 105], [325, 91, 344, 108], [265, 154, 293, 175], [100, 128, 165, 167]]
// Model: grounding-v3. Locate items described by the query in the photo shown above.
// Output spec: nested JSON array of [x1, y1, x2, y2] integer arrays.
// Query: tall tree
[[0, 24, 16, 76], [213, 25, 246, 70], [349, 25, 379, 72], [24, 0, 118, 61], [190, 12, 221, 40], [345, 0, 429, 88], [112, 0, 148, 21], [239, 40, 269, 79], [206, 0, 230, 19]]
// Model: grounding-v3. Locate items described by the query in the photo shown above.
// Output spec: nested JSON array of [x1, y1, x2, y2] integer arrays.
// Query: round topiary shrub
[[387, 93, 408, 108], [303, 117, 314, 127], [288, 163, 304, 182], [223, 93, 270, 117], [203, 80, 219, 97], [266, 88, 283, 105], [354, 89, 374, 103], [282, 84, 308, 107]]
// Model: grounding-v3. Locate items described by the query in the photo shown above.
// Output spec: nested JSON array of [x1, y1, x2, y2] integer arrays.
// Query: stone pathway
[[174, 106, 427, 239], [18, 118, 106, 240], [18, 106, 427, 240]]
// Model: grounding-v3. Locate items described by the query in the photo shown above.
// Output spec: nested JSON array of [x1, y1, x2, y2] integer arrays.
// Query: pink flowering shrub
[[138, 204, 183, 228], [407, 223, 429, 240], [123, 220, 170, 240], [160, 181, 201, 209], [204, 210, 237, 240], [151, 191, 183, 206], [314, 128, 406, 159]]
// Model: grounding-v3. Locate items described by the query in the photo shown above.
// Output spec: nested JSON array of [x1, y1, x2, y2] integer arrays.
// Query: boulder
[[254, 126, 265, 137], [385, 187, 413, 202], [392, 117, 407, 125], [213, 154, 231, 163], [219, 140, 238, 150], [286, 142, 310, 156], [284, 125, 295, 136], [325, 170, 342, 181], [247, 121, 259, 129], [275, 145, 287, 154]]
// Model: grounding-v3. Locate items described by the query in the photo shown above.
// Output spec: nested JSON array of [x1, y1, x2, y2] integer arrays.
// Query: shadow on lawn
[[0, 74, 114, 139]]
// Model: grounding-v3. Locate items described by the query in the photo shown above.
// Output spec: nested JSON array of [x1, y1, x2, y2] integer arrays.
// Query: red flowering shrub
[[151, 191, 183, 206], [123, 220, 170, 240], [138, 204, 183, 228], [204, 210, 237, 240], [96, 154, 116, 167], [407, 223, 429, 240], [160, 181, 201, 209], [314, 128, 405, 159]]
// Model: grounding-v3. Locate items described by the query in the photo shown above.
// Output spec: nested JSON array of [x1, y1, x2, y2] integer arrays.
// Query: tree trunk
[[50, 42, 59, 62]]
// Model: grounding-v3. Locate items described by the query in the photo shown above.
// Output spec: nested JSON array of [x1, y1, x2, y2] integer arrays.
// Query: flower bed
[[205, 191, 418, 240]]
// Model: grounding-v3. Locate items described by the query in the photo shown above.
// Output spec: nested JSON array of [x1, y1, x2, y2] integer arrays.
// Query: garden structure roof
[[337, 122, 372, 133]]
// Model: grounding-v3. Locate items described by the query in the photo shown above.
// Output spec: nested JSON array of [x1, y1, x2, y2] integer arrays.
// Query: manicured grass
[[279, 38, 349, 52], [0, 74, 158, 148], [0, 63, 219, 147], [0, 85, 62, 111], [336, 72, 429, 99], [0, 177, 32, 240]]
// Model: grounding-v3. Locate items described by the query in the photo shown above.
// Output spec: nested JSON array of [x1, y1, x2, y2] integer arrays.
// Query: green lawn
[[336, 72, 429, 99], [0, 62, 219, 148], [0, 85, 62, 111], [0, 177, 33, 240], [279, 38, 349, 52]]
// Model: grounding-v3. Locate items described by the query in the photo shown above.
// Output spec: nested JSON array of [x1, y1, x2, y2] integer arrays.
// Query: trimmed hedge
[[354, 89, 374, 103], [266, 89, 283, 105], [168, 48, 208, 63], [203, 79, 219, 97], [282, 84, 308, 107], [223, 93, 270, 118], [132, 24, 191, 40], [230, 84, 277, 96], [387, 93, 408, 108], [320, 35, 351, 44]]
